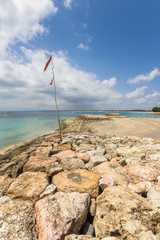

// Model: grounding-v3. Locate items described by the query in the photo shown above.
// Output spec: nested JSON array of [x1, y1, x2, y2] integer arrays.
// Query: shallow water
[[0, 110, 159, 149]]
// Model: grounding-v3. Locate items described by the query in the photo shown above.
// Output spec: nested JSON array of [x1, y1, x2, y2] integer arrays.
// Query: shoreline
[[1, 114, 160, 239], [1, 113, 160, 151]]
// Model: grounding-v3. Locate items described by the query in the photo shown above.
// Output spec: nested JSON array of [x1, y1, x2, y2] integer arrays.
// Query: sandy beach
[[90, 117, 160, 139]]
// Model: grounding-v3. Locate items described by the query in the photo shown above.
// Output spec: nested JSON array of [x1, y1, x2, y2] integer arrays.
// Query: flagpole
[[50, 51, 62, 142]]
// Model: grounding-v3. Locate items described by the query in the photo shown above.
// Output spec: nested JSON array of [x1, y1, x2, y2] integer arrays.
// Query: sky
[[0, 0, 160, 111]]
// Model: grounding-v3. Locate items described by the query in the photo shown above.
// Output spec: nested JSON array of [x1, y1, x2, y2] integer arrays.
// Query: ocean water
[[0, 110, 160, 149]]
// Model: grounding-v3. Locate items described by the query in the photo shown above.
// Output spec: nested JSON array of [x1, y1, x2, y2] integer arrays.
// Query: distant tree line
[[152, 107, 160, 112]]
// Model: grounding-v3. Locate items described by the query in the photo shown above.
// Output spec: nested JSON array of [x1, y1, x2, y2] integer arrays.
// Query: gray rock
[[89, 198, 96, 216], [40, 184, 57, 199], [0, 200, 37, 240], [35, 192, 90, 240], [0, 196, 11, 206], [60, 158, 85, 171], [81, 222, 95, 236], [87, 148, 107, 168]]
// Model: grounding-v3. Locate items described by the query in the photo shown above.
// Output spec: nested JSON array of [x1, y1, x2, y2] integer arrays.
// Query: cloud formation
[[77, 43, 89, 50], [126, 86, 147, 98], [127, 68, 160, 84], [102, 77, 117, 88], [0, 48, 122, 110], [64, 0, 73, 9], [0, 0, 58, 55]]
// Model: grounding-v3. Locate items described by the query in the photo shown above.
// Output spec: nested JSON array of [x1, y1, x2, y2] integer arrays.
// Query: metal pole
[[50, 51, 62, 142]]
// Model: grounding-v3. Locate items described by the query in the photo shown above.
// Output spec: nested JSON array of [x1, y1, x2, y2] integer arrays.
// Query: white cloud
[[127, 68, 160, 84], [0, 48, 122, 110], [101, 77, 116, 88], [77, 43, 89, 50], [64, 0, 73, 9], [126, 86, 148, 98], [146, 91, 160, 99], [0, 0, 58, 55], [135, 98, 147, 104]]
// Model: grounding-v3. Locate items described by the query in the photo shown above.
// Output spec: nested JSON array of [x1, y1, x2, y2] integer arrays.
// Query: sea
[[0, 110, 160, 150]]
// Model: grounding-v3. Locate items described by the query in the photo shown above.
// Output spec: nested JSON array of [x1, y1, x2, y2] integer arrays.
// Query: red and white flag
[[50, 76, 54, 85], [44, 55, 52, 71]]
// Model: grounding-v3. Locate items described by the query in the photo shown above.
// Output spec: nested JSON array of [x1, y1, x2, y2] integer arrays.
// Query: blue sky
[[0, 0, 160, 110]]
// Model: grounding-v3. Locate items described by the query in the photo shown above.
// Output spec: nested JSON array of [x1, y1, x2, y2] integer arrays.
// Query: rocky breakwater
[[0, 115, 160, 239]]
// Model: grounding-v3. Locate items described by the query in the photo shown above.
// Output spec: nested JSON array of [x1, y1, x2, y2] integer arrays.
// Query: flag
[[50, 77, 54, 85], [44, 55, 52, 71]]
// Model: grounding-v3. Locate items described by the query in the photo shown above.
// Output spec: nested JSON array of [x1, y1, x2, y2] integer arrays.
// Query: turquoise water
[[0, 110, 160, 149]]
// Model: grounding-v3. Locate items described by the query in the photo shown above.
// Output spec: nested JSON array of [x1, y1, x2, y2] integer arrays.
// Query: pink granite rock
[[99, 177, 116, 190], [35, 192, 90, 240], [53, 150, 76, 159], [125, 160, 160, 184]]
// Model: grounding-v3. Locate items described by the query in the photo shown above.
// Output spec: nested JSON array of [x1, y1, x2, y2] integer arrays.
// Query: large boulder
[[0, 175, 13, 194], [35, 192, 90, 240], [0, 200, 37, 240], [23, 155, 58, 172], [52, 169, 100, 198], [92, 162, 129, 187], [7, 172, 49, 202], [93, 186, 160, 239], [125, 160, 160, 184]]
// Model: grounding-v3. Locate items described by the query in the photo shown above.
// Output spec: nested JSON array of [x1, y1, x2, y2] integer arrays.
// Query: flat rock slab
[[35, 192, 90, 240], [94, 186, 160, 239], [23, 155, 58, 172], [52, 169, 100, 198], [7, 172, 49, 202], [0, 200, 37, 240]]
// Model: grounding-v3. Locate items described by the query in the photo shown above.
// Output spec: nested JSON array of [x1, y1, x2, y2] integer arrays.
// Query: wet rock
[[76, 152, 90, 163], [35, 192, 90, 240], [0, 200, 37, 240], [52, 169, 100, 198], [60, 158, 85, 171], [92, 162, 129, 187], [81, 222, 95, 236], [93, 186, 160, 239], [0, 175, 13, 194], [89, 198, 96, 216], [40, 184, 57, 199], [65, 235, 98, 240], [7, 172, 49, 202]]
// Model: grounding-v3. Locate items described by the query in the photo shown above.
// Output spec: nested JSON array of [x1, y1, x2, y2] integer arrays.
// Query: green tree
[[152, 107, 160, 112]]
